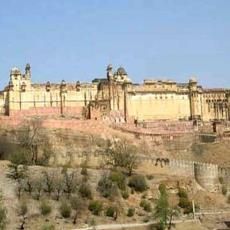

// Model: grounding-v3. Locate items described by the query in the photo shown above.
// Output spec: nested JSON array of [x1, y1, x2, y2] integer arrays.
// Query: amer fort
[[0, 64, 230, 229], [0, 63, 230, 121], [0, 63, 230, 192]]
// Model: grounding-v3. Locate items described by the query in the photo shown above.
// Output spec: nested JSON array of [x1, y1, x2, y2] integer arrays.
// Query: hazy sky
[[0, 0, 230, 89]]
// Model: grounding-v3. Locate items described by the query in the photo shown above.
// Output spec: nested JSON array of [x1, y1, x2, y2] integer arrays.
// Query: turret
[[106, 64, 113, 81], [188, 77, 199, 120], [113, 66, 131, 83], [10, 67, 22, 91], [25, 63, 31, 79]]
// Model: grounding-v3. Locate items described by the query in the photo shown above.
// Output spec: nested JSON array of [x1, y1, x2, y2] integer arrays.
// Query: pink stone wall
[[8, 106, 83, 117]]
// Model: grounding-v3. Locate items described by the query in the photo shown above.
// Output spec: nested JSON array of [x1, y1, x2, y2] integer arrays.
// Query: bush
[[178, 197, 193, 214], [128, 175, 148, 192], [146, 174, 154, 180], [219, 177, 224, 184], [97, 174, 113, 198], [222, 185, 227, 196], [40, 200, 52, 216], [178, 197, 191, 209], [140, 199, 152, 212], [88, 200, 103, 216], [127, 208, 135, 217], [158, 184, 167, 194], [121, 190, 129, 199], [60, 200, 71, 218], [81, 167, 88, 176], [109, 170, 126, 190], [178, 188, 188, 199], [42, 223, 55, 230], [78, 183, 92, 199], [105, 206, 116, 217]]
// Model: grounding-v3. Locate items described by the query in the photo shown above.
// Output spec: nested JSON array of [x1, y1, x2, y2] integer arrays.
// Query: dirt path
[[73, 219, 204, 230]]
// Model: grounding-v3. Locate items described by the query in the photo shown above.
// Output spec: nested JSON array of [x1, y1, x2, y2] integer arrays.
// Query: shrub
[[81, 167, 88, 176], [141, 192, 147, 199], [219, 177, 224, 184], [178, 197, 193, 214], [178, 188, 188, 199], [128, 175, 148, 192], [109, 170, 126, 190], [121, 190, 129, 199], [222, 185, 227, 196], [140, 199, 152, 212], [158, 184, 167, 194], [127, 208, 135, 217], [40, 200, 52, 216], [42, 223, 55, 230], [97, 174, 113, 198], [146, 174, 154, 180], [88, 200, 103, 216], [105, 206, 116, 217], [78, 183, 92, 199], [60, 200, 71, 218]]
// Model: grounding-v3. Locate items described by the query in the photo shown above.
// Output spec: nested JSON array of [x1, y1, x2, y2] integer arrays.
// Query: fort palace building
[[0, 63, 229, 122]]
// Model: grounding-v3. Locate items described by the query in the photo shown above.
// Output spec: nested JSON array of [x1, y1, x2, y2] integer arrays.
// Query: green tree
[[153, 184, 170, 230]]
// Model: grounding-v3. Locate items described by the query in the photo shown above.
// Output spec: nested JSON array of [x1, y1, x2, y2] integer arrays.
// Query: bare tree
[[70, 195, 84, 224], [18, 118, 43, 164], [53, 172, 64, 201], [17, 118, 53, 165], [63, 171, 78, 198], [18, 200, 28, 230], [33, 176, 43, 200], [105, 140, 139, 176], [43, 171, 55, 196]]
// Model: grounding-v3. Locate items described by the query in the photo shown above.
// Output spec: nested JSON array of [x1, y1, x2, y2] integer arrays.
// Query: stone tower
[[188, 77, 200, 120]]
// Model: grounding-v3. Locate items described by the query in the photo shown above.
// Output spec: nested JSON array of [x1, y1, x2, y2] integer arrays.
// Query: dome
[[189, 76, 197, 83], [10, 67, 21, 75], [116, 66, 127, 75]]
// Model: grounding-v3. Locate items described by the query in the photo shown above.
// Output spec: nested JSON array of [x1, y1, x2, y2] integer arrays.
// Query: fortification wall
[[194, 162, 219, 192], [219, 167, 230, 194], [8, 106, 83, 117], [48, 145, 220, 193]]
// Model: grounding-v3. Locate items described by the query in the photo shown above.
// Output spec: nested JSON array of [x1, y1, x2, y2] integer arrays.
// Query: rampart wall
[[49, 148, 221, 192]]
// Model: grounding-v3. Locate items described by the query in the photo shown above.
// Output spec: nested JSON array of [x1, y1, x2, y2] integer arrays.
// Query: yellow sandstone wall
[[126, 93, 190, 120]]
